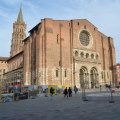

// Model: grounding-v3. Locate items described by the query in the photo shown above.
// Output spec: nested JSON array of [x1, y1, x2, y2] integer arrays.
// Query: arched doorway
[[79, 66, 89, 89], [90, 67, 99, 88]]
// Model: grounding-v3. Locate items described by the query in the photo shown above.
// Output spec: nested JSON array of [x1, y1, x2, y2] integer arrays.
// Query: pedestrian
[[68, 87, 72, 97], [74, 85, 78, 94], [100, 85, 102, 93], [45, 88, 48, 97], [50, 87, 54, 99], [63, 87, 68, 98], [91, 82, 94, 88], [14, 86, 20, 101]]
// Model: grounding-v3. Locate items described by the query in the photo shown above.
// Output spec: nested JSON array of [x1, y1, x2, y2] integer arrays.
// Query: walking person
[[68, 87, 72, 97], [74, 85, 78, 94], [50, 87, 54, 100], [63, 87, 68, 98]]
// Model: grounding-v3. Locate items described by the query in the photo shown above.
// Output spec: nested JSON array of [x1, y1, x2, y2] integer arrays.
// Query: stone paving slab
[[0, 92, 120, 120]]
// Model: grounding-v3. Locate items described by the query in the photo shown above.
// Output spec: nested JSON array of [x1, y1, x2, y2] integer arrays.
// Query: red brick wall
[[24, 18, 116, 87]]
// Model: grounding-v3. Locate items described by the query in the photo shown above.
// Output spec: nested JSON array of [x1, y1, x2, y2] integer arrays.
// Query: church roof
[[0, 57, 9, 61], [17, 6, 24, 23], [29, 22, 41, 33], [23, 36, 30, 42], [7, 51, 23, 61]]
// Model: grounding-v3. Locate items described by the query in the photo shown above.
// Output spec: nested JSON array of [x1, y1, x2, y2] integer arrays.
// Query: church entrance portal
[[79, 67, 89, 89], [90, 67, 99, 88], [79, 66, 99, 89]]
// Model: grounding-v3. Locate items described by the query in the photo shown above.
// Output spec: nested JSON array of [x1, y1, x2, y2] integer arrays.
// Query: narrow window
[[65, 70, 67, 77], [107, 72, 109, 78], [96, 54, 99, 59], [86, 53, 89, 58], [57, 34, 59, 44], [101, 72, 103, 79], [56, 69, 59, 77], [80, 52, 84, 58], [75, 51, 78, 57], [91, 54, 94, 59]]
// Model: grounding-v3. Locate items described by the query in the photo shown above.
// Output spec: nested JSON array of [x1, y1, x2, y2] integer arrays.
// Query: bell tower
[[10, 6, 26, 57]]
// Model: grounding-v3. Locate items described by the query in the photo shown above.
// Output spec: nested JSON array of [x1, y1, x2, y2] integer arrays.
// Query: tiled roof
[[0, 57, 9, 61]]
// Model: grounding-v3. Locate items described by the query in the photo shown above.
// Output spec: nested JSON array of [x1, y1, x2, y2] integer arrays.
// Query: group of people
[[63, 87, 72, 98], [49, 85, 78, 99], [63, 85, 78, 98]]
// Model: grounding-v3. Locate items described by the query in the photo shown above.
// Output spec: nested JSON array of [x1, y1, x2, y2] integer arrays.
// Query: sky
[[0, 0, 120, 62]]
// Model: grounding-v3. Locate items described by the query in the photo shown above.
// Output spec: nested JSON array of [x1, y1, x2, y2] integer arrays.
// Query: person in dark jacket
[[50, 87, 54, 97], [74, 85, 78, 94], [50, 87, 54, 100], [63, 87, 68, 98], [68, 87, 72, 97]]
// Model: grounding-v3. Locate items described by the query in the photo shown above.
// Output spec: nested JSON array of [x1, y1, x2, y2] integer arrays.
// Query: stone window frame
[[57, 34, 59, 44], [79, 30, 90, 46], [91, 54, 94, 59], [107, 72, 109, 79], [75, 51, 78, 57], [86, 53, 89, 58], [80, 52, 84, 58], [56, 68, 59, 78], [78, 28, 93, 49], [101, 72, 103, 79], [64, 69, 67, 78], [96, 54, 99, 60]]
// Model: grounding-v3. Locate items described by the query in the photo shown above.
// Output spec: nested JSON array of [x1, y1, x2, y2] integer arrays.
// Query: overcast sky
[[0, 0, 120, 62]]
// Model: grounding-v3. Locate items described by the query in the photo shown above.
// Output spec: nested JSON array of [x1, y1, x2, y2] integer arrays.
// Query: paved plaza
[[0, 90, 120, 120]]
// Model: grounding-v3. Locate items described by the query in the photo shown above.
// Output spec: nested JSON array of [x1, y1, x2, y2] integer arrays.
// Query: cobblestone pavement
[[0, 91, 120, 120]]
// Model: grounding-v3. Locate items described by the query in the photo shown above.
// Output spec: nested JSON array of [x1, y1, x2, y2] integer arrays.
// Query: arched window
[[96, 54, 99, 59], [80, 52, 84, 58], [56, 69, 59, 77], [101, 72, 103, 79], [86, 53, 89, 58], [91, 54, 94, 59], [107, 72, 109, 78], [64, 69, 67, 78], [75, 51, 78, 57]]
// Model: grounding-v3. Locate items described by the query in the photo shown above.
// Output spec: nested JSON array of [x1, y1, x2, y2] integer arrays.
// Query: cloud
[[0, 10, 13, 23], [0, 0, 19, 6]]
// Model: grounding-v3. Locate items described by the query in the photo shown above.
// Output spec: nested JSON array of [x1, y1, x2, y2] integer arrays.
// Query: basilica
[[0, 7, 116, 89]]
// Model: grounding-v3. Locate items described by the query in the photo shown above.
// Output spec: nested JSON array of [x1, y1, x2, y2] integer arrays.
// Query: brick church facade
[[23, 18, 116, 88], [0, 7, 116, 88]]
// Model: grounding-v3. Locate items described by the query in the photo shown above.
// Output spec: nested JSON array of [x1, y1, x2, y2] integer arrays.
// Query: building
[[3, 6, 26, 86], [0, 6, 116, 88], [114, 63, 120, 86], [23, 18, 116, 88], [0, 57, 8, 86]]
